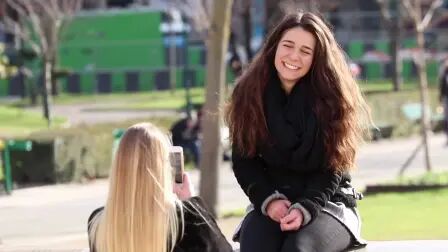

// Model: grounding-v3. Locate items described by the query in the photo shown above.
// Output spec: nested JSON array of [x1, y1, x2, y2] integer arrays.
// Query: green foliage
[[30, 116, 177, 179], [2, 115, 177, 183], [0, 43, 18, 79], [365, 87, 440, 137]]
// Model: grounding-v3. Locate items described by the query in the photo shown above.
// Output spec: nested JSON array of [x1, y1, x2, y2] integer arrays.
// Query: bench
[[232, 240, 448, 252], [351, 240, 448, 251], [4, 240, 447, 252]]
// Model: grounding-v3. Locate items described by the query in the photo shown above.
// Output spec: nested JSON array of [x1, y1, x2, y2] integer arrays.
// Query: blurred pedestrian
[[440, 60, 448, 145], [170, 108, 202, 167], [226, 12, 370, 252], [87, 122, 231, 252]]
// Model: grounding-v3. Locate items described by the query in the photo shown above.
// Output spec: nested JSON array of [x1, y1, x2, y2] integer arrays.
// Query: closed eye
[[301, 50, 311, 55]]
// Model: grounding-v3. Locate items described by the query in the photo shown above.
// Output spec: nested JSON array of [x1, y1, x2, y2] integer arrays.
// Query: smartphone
[[169, 146, 184, 183]]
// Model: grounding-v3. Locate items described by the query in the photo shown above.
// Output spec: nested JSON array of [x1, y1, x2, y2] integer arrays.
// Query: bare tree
[[82, 0, 107, 9], [4, 0, 83, 127], [169, 0, 233, 216], [376, 0, 403, 91], [265, 0, 342, 35], [231, 0, 252, 65], [402, 0, 444, 172]]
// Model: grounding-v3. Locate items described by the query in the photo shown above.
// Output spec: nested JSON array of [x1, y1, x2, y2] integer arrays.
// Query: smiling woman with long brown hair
[[226, 11, 371, 252]]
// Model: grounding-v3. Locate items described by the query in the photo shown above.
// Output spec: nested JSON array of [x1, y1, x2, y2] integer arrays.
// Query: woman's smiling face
[[274, 26, 316, 94]]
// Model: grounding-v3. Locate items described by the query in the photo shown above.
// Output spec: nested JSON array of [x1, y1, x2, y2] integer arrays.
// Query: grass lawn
[[6, 87, 207, 110], [0, 106, 67, 137], [358, 188, 448, 240], [2, 80, 430, 110], [221, 188, 448, 240], [1, 80, 443, 139], [391, 171, 448, 185]]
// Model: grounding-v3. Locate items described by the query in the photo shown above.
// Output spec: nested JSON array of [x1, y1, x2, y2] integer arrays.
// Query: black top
[[87, 197, 232, 252], [232, 78, 357, 220]]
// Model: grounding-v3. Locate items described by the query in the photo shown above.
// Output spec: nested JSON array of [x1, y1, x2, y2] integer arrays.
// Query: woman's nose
[[289, 51, 301, 62]]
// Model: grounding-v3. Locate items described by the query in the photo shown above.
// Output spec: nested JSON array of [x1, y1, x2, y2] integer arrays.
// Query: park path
[[26, 103, 180, 125]]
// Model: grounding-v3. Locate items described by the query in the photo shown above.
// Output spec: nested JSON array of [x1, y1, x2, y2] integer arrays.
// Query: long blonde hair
[[89, 122, 182, 252]]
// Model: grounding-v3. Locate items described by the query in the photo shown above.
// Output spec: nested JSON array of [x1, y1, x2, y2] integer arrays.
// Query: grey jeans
[[238, 210, 353, 252]]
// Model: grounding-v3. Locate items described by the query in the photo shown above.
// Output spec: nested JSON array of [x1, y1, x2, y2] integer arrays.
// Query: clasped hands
[[266, 199, 303, 231]]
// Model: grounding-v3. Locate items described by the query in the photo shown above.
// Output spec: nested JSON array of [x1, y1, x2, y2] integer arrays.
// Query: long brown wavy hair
[[225, 12, 371, 172]]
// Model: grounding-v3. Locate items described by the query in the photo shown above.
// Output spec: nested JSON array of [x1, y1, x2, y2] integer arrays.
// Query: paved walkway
[[26, 104, 180, 125], [0, 134, 447, 250]]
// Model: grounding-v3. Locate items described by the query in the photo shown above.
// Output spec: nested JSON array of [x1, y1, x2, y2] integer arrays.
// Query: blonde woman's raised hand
[[173, 173, 195, 200]]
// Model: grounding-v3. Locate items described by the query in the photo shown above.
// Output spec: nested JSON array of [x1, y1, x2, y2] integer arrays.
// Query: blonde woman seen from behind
[[87, 122, 232, 252]]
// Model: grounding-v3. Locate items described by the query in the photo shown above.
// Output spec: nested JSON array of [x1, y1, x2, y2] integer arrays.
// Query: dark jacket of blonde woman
[[88, 197, 232, 252]]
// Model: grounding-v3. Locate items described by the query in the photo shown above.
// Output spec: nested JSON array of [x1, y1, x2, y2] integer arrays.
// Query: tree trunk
[[199, 0, 233, 217], [415, 1, 432, 172], [27, 69, 38, 106], [391, 1, 403, 91], [29, 84, 38, 106], [416, 29, 432, 172], [242, 1, 253, 61], [169, 24, 177, 94], [390, 29, 403, 91], [50, 56, 58, 96], [42, 60, 52, 127], [264, 0, 283, 35]]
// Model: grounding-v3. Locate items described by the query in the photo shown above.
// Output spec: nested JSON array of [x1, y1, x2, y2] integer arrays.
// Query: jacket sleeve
[[174, 197, 232, 252], [87, 207, 104, 252], [292, 169, 342, 222], [232, 145, 285, 213]]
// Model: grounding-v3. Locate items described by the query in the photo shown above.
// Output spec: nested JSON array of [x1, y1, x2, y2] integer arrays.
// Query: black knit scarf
[[260, 77, 327, 173]]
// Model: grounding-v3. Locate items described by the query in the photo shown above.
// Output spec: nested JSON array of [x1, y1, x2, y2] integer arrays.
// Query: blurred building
[[1, 0, 448, 98], [325, 0, 448, 81]]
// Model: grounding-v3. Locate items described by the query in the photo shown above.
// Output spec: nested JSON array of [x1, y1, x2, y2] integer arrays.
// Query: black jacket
[[87, 197, 232, 252], [232, 78, 356, 220]]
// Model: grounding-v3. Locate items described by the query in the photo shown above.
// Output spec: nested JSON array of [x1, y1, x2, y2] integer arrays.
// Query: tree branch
[[168, 0, 211, 32], [6, 0, 47, 53], [402, 0, 419, 24], [3, 17, 41, 55], [376, 0, 393, 28], [419, 0, 443, 30], [6, 0, 82, 57]]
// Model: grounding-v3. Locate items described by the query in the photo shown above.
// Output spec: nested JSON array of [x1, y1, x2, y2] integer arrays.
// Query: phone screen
[[169, 146, 184, 183]]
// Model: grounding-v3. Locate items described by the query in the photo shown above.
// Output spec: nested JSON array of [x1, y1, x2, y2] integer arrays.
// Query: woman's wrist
[[261, 190, 288, 215], [288, 203, 312, 226]]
